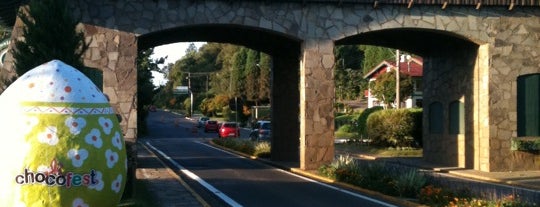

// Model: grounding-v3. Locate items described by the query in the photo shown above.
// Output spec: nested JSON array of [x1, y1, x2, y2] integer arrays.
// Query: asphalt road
[[142, 110, 400, 207]]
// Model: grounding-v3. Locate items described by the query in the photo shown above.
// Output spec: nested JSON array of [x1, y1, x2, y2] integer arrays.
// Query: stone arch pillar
[[81, 24, 138, 198], [299, 39, 335, 170]]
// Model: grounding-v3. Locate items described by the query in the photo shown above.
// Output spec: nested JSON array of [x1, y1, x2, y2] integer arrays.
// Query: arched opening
[[335, 28, 481, 169], [138, 24, 303, 163]]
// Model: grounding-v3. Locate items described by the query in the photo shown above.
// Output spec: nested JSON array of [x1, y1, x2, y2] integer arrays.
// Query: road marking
[[199, 142, 398, 207], [145, 141, 243, 207]]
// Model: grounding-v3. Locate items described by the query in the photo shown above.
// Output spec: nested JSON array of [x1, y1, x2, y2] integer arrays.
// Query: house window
[[449, 101, 464, 134], [429, 102, 443, 134], [517, 74, 540, 136]]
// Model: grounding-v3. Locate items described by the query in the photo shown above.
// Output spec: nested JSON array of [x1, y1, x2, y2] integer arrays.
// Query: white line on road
[[198, 142, 398, 207], [144, 141, 243, 207]]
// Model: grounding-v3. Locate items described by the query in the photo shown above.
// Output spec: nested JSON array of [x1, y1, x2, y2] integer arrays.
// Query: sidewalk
[[136, 141, 539, 206], [136, 142, 209, 207]]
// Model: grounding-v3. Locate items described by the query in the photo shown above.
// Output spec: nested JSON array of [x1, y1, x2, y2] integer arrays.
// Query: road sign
[[173, 86, 189, 95]]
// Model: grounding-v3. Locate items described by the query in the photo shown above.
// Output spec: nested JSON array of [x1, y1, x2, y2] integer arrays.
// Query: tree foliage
[[137, 48, 164, 135], [159, 43, 271, 120], [370, 70, 414, 108], [334, 45, 366, 101], [360, 45, 394, 74], [0, 25, 12, 91], [12, 0, 90, 77]]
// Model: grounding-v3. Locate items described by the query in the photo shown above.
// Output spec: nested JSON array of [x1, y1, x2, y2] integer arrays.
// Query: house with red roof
[[363, 56, 423, 108]]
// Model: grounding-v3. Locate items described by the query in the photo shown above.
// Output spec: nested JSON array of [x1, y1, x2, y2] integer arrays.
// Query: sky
[[150, 42, 206, 86]]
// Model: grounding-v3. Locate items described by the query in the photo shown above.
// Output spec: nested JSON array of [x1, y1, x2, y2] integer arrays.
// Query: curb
[[446, 171, 540, 191], [208, 141, 424, 207]]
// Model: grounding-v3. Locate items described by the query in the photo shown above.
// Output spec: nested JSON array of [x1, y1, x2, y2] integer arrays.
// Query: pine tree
[[12, 0, 89, 76]]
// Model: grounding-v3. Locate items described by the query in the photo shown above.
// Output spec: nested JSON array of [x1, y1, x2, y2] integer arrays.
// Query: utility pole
[[395, 49, 400, 109], [188, 73, 194, 117]]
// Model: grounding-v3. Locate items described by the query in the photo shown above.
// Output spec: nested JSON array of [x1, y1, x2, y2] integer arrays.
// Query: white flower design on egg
[[67, 148, 88, 167], [65, 117, 86, 135], [105, 149, 119, 168], [111, 174, 123, 193], [112, 131, 122, 150], [85, 128, 103, 148], [38, 126, 59, 145], [88, 170, 104, 191], [72, 198, 89, 207], [99, 117, 113, 135]]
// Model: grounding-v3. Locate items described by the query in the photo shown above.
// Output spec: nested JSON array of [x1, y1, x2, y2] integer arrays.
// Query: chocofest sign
[[0, 60, 127, 206]]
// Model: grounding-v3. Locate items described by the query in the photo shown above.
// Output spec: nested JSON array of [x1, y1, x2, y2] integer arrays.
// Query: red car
[[204, 120, 219, 132], [218, 122, 240, 138]]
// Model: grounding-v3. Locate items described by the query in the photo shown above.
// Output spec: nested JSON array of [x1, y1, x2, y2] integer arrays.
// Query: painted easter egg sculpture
[[0, 60, 127, 206]]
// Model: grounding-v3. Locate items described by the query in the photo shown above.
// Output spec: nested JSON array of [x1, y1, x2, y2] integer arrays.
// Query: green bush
[[335, 124, 357, 139], [366, 109, 421, 147], [212, 138, 271, 158], [356, 106, 383, 139], [254, 141, 271, 158], [335, 114, 359, 130], [394, 170, 427, 198]]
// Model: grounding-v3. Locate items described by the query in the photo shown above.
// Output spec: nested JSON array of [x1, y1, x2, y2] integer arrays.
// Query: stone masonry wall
[[5, 0, 538, 171], [71, 1, 539, 171]]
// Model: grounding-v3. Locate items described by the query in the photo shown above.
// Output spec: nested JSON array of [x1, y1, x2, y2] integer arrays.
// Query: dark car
[[204, 120, 219, 132], [250, 121, 271, 141], [218, 122, 240, 138]]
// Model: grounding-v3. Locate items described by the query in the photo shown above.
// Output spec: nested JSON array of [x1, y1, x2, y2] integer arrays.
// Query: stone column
[[81, 24, 138, 199], [299, 39, 335, 170]]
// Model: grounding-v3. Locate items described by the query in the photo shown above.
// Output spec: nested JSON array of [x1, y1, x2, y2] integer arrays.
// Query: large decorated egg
[[0, 60, 127, 206]]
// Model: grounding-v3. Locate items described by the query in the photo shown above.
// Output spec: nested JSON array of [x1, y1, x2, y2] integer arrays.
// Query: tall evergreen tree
[[136, 48, 164, 135], [360, 45, 394, 74], [231, 48, 247, 97], [244, 49, 260, 103], [334, 45, 366, 100], [12, 0, 89, 76], [257, 53, 272, 103]]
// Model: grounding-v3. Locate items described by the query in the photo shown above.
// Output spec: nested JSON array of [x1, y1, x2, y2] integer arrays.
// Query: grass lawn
[[334, 143, 422, 158]]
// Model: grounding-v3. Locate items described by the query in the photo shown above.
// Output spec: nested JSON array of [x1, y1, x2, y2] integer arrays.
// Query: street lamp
[[395, 49, 400, 109]]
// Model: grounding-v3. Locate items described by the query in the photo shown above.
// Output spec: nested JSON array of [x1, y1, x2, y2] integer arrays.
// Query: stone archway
[[338, 28, 485, 170], [3, 0, 539, 174]]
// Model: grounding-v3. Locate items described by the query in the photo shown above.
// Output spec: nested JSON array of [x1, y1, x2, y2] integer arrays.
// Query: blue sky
[[150, 42, 206, 86]]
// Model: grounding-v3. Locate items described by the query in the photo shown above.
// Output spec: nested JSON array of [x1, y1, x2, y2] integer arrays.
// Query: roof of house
[[363, 57, 423, 79]]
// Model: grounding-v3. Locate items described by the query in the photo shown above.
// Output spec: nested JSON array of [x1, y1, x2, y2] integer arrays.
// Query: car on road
[[218, 122, 240, 138], [204, 120, 219, 132], [250, 120, 271, 141], [197, 117, 209, 128]]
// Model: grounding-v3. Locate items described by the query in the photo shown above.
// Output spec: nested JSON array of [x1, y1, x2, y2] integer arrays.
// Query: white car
[[197, 117, 209, 128]]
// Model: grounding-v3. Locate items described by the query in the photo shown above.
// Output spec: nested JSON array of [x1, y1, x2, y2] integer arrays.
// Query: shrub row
[[366, 108, 422, 147], [212, 138, 271, 158], [319, 155, 537, 207], [318, 155, 426, 197], [356, 106, 383, 139]]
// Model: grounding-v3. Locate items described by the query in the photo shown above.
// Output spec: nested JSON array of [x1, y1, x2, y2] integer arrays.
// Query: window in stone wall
[[517, 74, 540, 136], [449, 100, 464, 134], [429, 101, 443, 134]]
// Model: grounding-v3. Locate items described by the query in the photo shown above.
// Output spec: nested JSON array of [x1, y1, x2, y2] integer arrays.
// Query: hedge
[[366, 108, 422, 147]]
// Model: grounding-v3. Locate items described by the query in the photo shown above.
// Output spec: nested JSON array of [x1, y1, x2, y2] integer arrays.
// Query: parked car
[[218, 122, 240, 138], [250, 120, 271, 141], [204, 120, 219, 132], [197, 117, 209, 128]]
